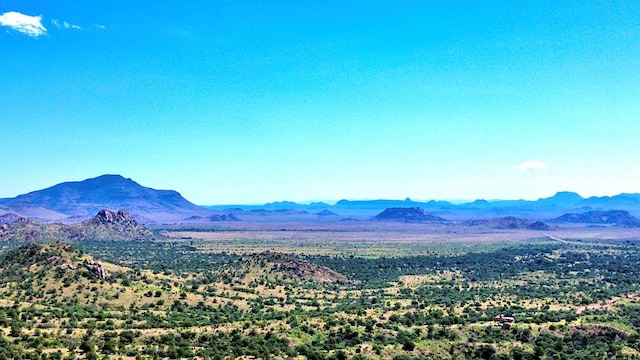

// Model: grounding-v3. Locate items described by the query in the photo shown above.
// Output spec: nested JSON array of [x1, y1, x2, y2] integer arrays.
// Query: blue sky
[[1, 1, 639, 205]]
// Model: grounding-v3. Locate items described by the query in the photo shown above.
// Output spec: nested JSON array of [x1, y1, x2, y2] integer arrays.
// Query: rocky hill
[[465, 216, 554, 230], [0, 243, 122, 304], [552, 210, 640, 227], [372, 207, 447, 223], [81, 209, 156, 240], [0, 212, 21, 224], [0, 174, 211, 222], [213, 251, 348, 285], [0, 242, 201, 312], [0, 209, 157, 242]]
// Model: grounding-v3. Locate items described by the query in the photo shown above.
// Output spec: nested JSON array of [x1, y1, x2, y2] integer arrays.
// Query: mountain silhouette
[[0, 175, 210, 222]]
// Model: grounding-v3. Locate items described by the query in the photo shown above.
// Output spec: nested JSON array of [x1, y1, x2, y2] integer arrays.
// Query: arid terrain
[[3, 220, 640, 359]]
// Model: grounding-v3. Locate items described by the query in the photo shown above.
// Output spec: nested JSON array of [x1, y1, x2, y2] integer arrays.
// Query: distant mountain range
[[208, 191, 640, 219], [1, 174, 640, 224]]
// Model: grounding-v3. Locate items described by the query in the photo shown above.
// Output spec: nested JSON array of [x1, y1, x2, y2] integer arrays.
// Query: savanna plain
[[2, 222, 640, 359]]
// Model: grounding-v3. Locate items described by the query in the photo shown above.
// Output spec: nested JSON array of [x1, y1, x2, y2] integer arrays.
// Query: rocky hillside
[[81, 209, 156, 240], [372, 207, 447, 223], [0, 212, 21, 224], [0, 209, 157, 242], [552, 210, 640, 227], [213, 251, 349, 285], [0, 242, 199, 311], [0, 243, 121, 304], [465, 216, 554, 231]]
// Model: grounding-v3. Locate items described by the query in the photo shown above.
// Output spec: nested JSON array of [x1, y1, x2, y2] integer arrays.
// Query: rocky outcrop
[[91, 209, 134, 225], [209, 213, 241, 222], [83, 259, 110, 280]]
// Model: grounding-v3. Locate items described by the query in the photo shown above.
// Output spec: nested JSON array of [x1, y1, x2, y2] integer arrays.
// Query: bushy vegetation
[[2, 235, 640, 359]]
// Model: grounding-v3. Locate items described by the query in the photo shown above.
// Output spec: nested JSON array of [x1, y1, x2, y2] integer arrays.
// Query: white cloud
[[513, 160, 546, 171], [51, 19, 81, 30], [0, 11, 47, 37]]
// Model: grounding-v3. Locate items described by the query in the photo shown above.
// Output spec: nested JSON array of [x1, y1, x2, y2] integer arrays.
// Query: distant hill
[[0, 174, 211, 222], [316, 209, 338, 217], [0, 242, 198, 310], [213, 251, 348, 284], [372, 207, 447, 223], [465, 216, 554, 231], [0, 209, 158, 242], [552, 210, 640, 227], [0, 212, 21, 224]]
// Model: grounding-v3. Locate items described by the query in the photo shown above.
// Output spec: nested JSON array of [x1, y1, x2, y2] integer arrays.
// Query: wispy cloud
[[0, 11, 47, 37], [51, 19, 81, 30], [513, 160, 546, 171]]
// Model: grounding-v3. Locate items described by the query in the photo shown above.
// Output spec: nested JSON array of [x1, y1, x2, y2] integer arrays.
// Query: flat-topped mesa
[[92, 209, 135, 225], [373, 207, 447, 223]]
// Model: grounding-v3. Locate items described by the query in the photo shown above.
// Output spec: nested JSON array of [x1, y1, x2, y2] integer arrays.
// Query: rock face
[[82, 209, 156, 240], [91, 209, 134, 225], [372, 207, 447, 223], [552, 210, 640, 227]]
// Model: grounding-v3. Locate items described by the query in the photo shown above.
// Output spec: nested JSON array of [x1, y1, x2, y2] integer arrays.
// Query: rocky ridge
[[0, 209, 157, 242], [465, 216, 554, 231]]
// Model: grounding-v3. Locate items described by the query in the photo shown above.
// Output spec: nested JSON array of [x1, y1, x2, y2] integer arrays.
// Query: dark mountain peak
[[538, 191, 584, 206], [373, 207, 447, 223], [0, 174, 209, 221]]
